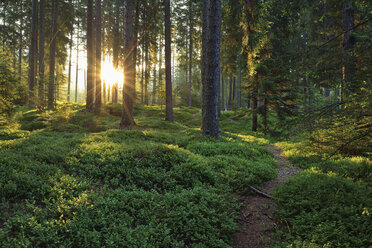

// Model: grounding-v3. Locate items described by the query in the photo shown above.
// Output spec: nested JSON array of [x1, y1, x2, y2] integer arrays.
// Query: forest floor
[[1, 104, 371, 247], [234, 145, 300, 248]]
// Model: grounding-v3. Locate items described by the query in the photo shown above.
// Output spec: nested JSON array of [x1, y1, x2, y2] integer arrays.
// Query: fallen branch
[[249, 186, 274, 199]]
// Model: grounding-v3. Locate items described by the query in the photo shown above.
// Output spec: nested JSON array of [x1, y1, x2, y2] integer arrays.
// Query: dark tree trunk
[[263, 97, 268, 134], [252, 79, 258, 132], [201, 0, 208, 128], [95, 0, 102, 109], [38, 0, 45, 105], [228, 74, 232, 109], [18, 1, 23, 81], [221, 70, 224, 111], [48, 0, 58, 110], [232, 76, 236, 102], [112, 0, 120, 104], [188, 0, 193, 107], [144, 40, 150, 105], [120, 0, 136, 128], [343, 0, 355, 96], [237, 54, 241, 107], [164, 0, 174, 121], [75, 31, 79, 103], [133, 0, 140, 104], [159, 32, 163, 109], [28, 0, 38, 106], [67, 32, 73, 102], [86, 0, 94, 111], [202, 0, 221, 138], [141, 42, 144, 105], [152, 66, 157, 105]]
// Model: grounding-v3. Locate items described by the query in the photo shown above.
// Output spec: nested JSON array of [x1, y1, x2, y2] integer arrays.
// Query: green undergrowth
[[0, 104, 277, 247], [272, 140, 372, 248]]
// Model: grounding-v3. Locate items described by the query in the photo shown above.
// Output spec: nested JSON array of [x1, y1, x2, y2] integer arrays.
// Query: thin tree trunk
[[38, 0, 45, 106], [228, 74, 232, 109], [232, 76, 236, 103], [343, 0, 355, 96], [95, 0, 102, 109], [48, 0, 58, 110], [141, 43, 144, 105], [252, 78, 258, 132], [221, 70, 224, 111], [188, 0, 193, 107], [67, 32, 73, 102], [164, 0, 174, 121], [263, 97, 268, 134], [202, 0, 221, 138], [120, 0, 136, 128], [112, 0, 120, 104], [75, 32, 79, 103], [18, 1, 23, 81], [133, 0, 140, 103], [86, 0, 94, 110], [159, 32, 163, 110], [28, 0, 38, 106], [201, 0, 209, 128], [237, 54, 241, 107], [152, 66, 157, 105]]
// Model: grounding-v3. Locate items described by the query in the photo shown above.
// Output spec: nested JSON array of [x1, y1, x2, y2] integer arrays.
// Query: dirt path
[[233, 144, 300, 248]]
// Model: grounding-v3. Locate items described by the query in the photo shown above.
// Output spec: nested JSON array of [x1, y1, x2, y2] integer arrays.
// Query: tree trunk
[[232, 76, 236, 102], [18, 1, 23, 81], [152, 66, 157, 105], [221, 70, 224, 111], [133, 0, 140, 104], [28, 0, 38, 106], [228, 74, 232, 109], [159, 32, 163, 110], [263, 97, 268, 134], [201, 0, 208, 128], [343, 0, 355, 96], [86, 0, 94, 111], [75, 31, 79, 102], [48, 0, 58, 110], [67, 32, 73, 102], [144, 40, 150, 105], [141, 42, 144, 105], [188, 0, 193, 107], [164, 0, 174, 121], [120, 0, 136, 128], [38, 0, 45, 106], [252, 79, 258, 132], [237, 54, 241, 107], [202, 0, 221, 138], [95, 0, 102, 109], [112, 0, 120, 104]]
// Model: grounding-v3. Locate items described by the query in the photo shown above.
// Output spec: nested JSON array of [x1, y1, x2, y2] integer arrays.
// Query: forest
[[0, 0, 371, 247]]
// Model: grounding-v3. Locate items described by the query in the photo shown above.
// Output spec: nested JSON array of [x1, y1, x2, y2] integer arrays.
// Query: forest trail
[[233, 145, 301, 248]]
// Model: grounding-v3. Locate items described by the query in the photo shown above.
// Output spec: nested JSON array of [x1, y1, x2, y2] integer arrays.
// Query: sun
[[101, 60, 123, 87]]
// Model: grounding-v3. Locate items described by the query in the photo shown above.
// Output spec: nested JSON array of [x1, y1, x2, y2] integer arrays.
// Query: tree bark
[[95, 0, 102, 109], [343, 0, 355, 96], [75, 30, 79, 103], [237, 54, 241, 107], [67, 32, 73, 102], [38, 0, 45, 106], [120, 0, 136, 128], [228, 74, 232, 109], [252, 78, 258, 132], [86, 0, 94, 111], [201, 0, 209, 128], [28, 0, 38, 106], [48, 0, 58, 110], [202, 0, 221, 138], [112, 0, 120, 104], [164, 0, 174, 121], [221, 69, 224, 111], [188, 0, 193, 107]]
